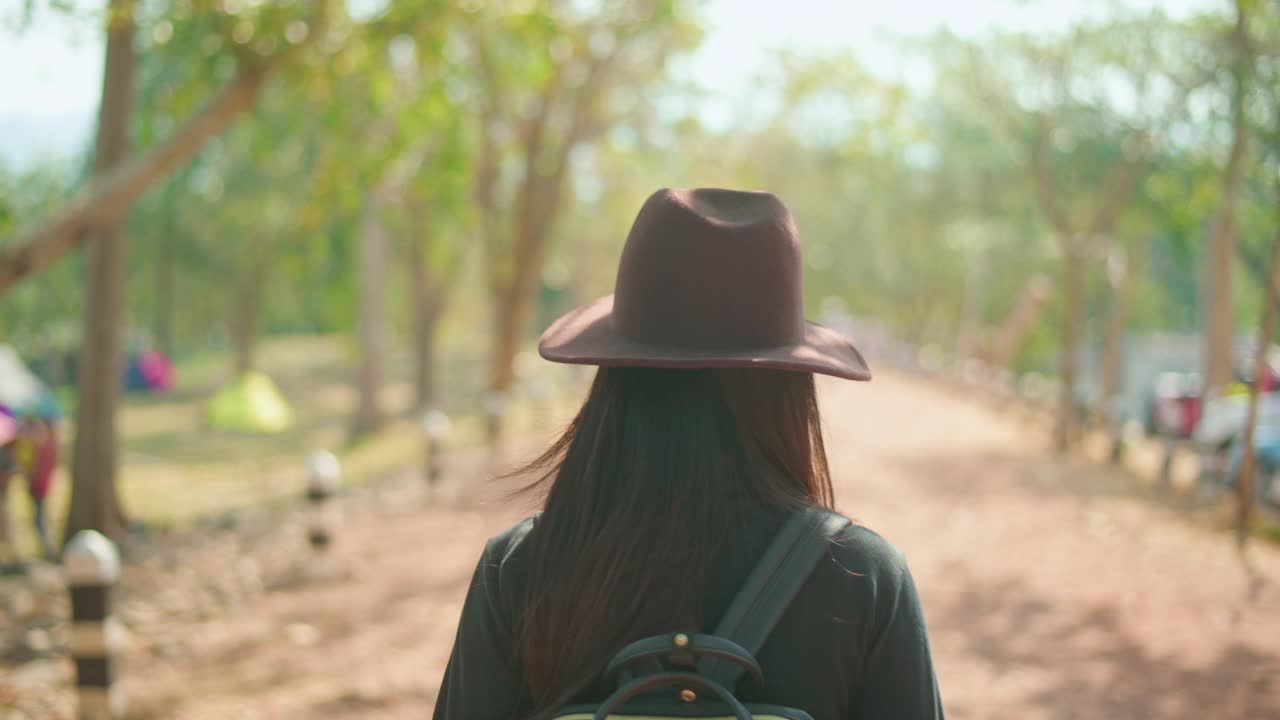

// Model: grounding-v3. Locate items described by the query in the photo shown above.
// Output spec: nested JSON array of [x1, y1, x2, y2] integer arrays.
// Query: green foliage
[[0, 162, 82, 347], [2, 0, 1279, 388]]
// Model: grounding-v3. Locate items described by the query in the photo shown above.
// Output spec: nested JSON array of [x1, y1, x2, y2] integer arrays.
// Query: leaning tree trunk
[[353, 197, 390, 435], [1055, 249, 1087, 453], [986, 274, 1053, 368], [65, 0, 136, 545], [0, 66, 272, 296]]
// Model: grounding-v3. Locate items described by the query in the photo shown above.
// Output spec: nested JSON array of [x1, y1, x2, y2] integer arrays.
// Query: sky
[[0, 0, 1214, 169]]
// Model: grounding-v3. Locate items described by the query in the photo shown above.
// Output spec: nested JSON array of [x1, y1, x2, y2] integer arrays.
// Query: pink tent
[[137, 350, 176, 392]]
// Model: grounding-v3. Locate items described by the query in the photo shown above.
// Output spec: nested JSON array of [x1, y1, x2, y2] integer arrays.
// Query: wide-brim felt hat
[[539, 188, 871, 381]]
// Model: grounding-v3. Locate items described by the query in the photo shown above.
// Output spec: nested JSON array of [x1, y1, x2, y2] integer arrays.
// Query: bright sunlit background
[[0, 0, 1278, 718], [0, 0, 1215, 165]]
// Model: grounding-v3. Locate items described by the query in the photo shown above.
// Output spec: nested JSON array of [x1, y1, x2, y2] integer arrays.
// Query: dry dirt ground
[[15, 368, 1280, 719]]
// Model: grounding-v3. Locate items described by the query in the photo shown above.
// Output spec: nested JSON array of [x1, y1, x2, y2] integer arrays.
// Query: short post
[[305, 451, 342, 553], [421, 410, 452, 495], [64, 530, 124, 720]]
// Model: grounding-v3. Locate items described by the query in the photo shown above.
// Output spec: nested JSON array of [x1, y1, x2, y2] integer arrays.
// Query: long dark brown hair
[[516, 366, 833, 715]]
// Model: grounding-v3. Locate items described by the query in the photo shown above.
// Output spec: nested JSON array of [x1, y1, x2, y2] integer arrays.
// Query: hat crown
[[613, 188, 805, 349]]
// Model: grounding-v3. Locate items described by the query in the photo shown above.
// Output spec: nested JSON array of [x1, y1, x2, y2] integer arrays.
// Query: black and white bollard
[[64, 530, 124, 720], [305, 451, 342, 554], [421, 409, 452, 495]]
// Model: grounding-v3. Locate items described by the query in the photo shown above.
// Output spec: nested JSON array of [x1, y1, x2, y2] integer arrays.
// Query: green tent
[[205, 372, 294, 433]]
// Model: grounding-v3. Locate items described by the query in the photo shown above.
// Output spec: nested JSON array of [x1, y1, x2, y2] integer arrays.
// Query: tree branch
[[517, 40, 617, 267], [1029, 113, 1074, 237], [1087, 130, 1149, 237], [0, 65, 271, 295]]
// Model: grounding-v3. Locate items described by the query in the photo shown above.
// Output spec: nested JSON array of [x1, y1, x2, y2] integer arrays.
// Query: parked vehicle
[[1077, 333, 1280, 440], [1148, 372, 1203, 438], [1221, 426, 1280, 509], [1194, 393, 1280, 451]]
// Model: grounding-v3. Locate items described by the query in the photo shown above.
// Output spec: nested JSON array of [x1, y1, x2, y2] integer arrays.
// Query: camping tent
[[125, 350, 176, 394], [205, 372, 294, 433], [0, 346, 63, 419]]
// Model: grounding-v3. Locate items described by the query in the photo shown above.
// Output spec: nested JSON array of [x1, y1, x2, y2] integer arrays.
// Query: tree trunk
[[414, 309, 441, 412], [1055, 249, 1086, 453], [407, 240, 443, 411], [1237, 225, 1279, 547], [229, 258, 269, 376], [1096, 241, 1141, 426], [489, 281, 529, 394], [956, 254, 988, 359], [1206, 207, 1243, 397], [353, 198, 389, 435], [1205, 1, 1252, 398], [986, 274, 1053, 368], [484, 42, 609, 424], [65, 1, 136, 545], [1236, 102, 1280, 548], [489, 165, 574, 390], [154, 239, 174, 357]]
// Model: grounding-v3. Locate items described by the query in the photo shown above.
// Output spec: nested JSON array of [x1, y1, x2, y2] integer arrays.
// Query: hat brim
[[539, 295, 872, 381]]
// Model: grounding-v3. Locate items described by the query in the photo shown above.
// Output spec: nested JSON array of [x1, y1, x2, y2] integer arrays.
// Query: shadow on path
[[933, 571, 1280, 720]]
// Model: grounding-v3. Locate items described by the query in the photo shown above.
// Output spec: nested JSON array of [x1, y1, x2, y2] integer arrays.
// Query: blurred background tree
[[0, 0, 1278, 542]]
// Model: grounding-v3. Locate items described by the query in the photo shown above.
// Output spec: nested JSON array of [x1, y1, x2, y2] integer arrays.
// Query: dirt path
[[97, 370, 1280, 718]]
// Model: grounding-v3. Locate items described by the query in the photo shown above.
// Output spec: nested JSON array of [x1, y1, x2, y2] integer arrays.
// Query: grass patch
[[1, 335, 586, 558]]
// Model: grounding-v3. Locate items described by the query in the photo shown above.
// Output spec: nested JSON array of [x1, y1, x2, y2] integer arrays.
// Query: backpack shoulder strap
[[698, 507, 852, 690]]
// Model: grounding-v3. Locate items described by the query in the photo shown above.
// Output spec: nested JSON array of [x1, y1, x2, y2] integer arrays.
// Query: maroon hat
[[538, 188, 871, 381]]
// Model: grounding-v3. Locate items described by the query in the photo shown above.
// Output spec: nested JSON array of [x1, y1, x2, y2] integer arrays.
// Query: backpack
[[553, 508, 852, 720]]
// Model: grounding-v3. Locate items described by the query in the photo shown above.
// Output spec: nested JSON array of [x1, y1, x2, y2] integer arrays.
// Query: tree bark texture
[[1204, 0, 1252, 397], [65, 0, 137, 544]]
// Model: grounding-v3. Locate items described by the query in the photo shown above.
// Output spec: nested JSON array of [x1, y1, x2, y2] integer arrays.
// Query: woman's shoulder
[[479, 515, 539, 573], [822, 513, 913, 584], [477, 510, 913, 590], [481, 512, 537, 558], [468, 517, 540, 622]]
